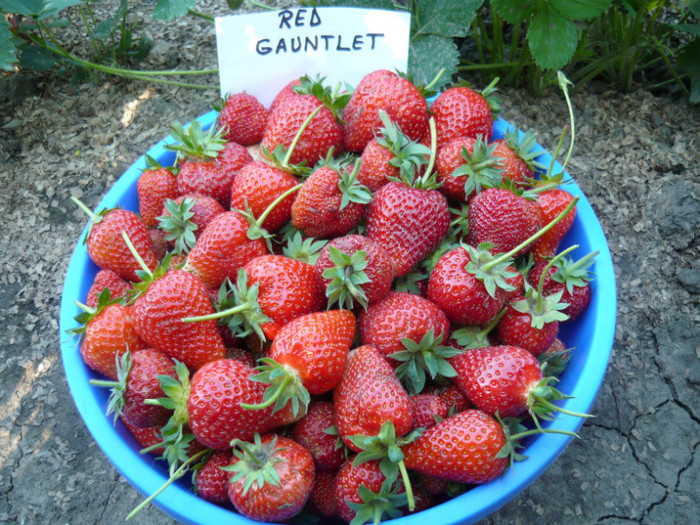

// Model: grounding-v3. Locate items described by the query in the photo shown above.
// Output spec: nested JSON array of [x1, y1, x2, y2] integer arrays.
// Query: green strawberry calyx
[[166, 119, 226, 163], [550, 250, 599, 294], [182, 269, 271, 343], [69, 287, 123, 338], [157, 197, 198, 255], [451, 134, 504, 197], [527, 376, 593, 430], [88, 350, 133, 424], [377, 109, 431, 180], [503, 127, 548, 174], [337, 161, 372, 210], [346, 478, 406, 525], [348, 421, 422, 512], [281, 229, 327, 265], [389, 329, 463, 395], [450, 307, 507, 349], [323, 246, 371, 310], [293, 74, 352, 124], [240, 357, 310, 418], [222, 433, 288, 495]]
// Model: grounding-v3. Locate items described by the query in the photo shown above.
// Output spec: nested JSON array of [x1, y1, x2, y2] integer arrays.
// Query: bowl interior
[[59, 113, 616, 525]]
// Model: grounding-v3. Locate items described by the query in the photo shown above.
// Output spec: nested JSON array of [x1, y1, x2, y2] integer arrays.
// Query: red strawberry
[[410, 393, 449, 430], [358, 292, 457, 394], [356, 110, 431, 192], [225, 434, 315, 523], [342, 69, 428, 152], [403, 409, 508, 484], [132, 269, 226, 370], [430, 384, 473, 413], [230, 161, 298, 233], [269, 78, 302, 113], [148, 228, 168, 260], [194, 450, 232, 504], [450, 345, 589, 426], [291, 163, 370, 239], [183, 210, 269, 290], [157, 195, 225, 254], [199, 255, 326, 342], [120, 416, 165, 456], [244, 310, 356, 418], [137, 163, 178, 228], [309, 470, 337, 518], [527, 251, 596, 321], [490, 127, 544, 185], [218, 92, 269, 146], [290, 401, 347, 472], [314, 234, 394, 309], [466, 187, 542, 257], [73, 292, 146, 380], [73, 198, 158, 282], [212, 140, 254, 191], [366, 180, 450, 277], [427, 245, 511, 326], [262, 93, 343, 167], [85, 269, 131, 308], [333, 345, 414, 451], [90, 349, 177, 429], [430, 79, 498, 147], [435, 135, 504, 203], [495, 298, 563, 356], [530, 188, 577, 261], [333, 460, 404, 524]]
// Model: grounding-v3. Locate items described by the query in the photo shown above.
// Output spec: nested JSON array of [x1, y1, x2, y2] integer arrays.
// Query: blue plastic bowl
[[59, 111, 617, 525]]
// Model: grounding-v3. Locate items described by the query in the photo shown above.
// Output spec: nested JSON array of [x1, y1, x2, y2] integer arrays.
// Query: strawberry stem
[[423, 68, 446, 92], [71, 196, 100, 222], [535, 244, 579, 314], [482, 196, 579, 273], [121, 231, 153, 279], [239, 374, 294, 411], [530, 394, 593, 420], [255, 183, 302, 228], [181, 302, 254, 322], [398, 460, 415, 511], [557, 71, 576, 174], [282, 105, 323, 167], [546, 125, 569, 180]]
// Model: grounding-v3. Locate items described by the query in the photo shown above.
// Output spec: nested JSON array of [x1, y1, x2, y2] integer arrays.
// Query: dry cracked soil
[[1, 1, 699, 524]]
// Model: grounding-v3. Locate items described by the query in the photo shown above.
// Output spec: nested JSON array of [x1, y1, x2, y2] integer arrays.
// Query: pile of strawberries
[[70, 69, 597, 524]]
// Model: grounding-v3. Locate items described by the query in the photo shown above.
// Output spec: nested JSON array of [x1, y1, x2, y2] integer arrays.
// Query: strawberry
[[490, 127, 544, 185], [183, 210, 269, 290], [435, 134, 504, 203], [243, 309, 356, 417], [537, 338, 572, 378], [89, 349, 177, 429], [342, 69, 428, 152], [72, 197, 158, 282], [527, 250, 597, 321], [308, 470, 337, 518], [291, 163, 370, 239], [132, 268, 226, 370], [148, 228, 168, 260], [466, 187, 543, 257], [314, 234, 394, 310], [450, 345, 590, 427], [290, 401, 347, 472], [530, 188, 577, 261], [262, 92, 343, 167], [429, 79, 499, 147], [495, 301, 562, 356], [136, 161, 179, 228], [427, 244, 513, 326], [366, 179, 450, 278], [218, 92, 269, 146], [430, 384, 473, 413], [270, 78, 302, 111], [71, 290, 146, 380], [120, 416, 165, 456], [333, 459, 405, 524], [358, 292, 457, 394], [402, 409, 508, 484], [157, 195, 225, 254], [224, 433, 315, 523], [410, 393, 449, 430], [212, 140, 254, 187], [193, 450, 232, 504], [229, 161, 298, 234], [85, 269, 131, 308], [356, 110, 431, 192], [193, 255, 326, 343]]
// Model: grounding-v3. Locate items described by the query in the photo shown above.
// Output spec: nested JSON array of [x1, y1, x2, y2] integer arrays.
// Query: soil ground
[[1, 1, 699, 524]]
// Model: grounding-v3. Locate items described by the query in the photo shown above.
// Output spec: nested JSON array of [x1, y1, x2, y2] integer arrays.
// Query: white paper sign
[[215, 7, 411, 108]]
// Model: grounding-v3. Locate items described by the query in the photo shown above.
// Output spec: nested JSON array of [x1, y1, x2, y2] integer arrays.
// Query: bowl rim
[[59, 111, 617, 525]]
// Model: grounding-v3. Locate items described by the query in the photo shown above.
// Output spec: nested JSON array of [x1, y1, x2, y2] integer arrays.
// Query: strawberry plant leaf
[[152, 0, 197, 21], [409, 34, 458, 91], [678, 39, 700, 104], [490, 0, 537, 25], [0, 20, 19, 71], [526, 5, 579, 71], [18, 44, 56, 71], [549, 0, 611, 21], [1, 0, 44, 15], [38, 0, 82, 19], [412, 0, 483, 38]]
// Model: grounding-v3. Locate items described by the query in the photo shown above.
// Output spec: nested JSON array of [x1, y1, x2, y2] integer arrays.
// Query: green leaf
[[526, 5, 579, 71], [317, 0, 396, 7], [408, 34, 458, 91], [152, 0, 197, 21], [412, 0, 483, 38], [549, 0, 611, 21], [19, 43, 56, 71], [678, 39, 700, 104], [39, 0, 82, 19], [674, 24, 700, 38], [0, 20, 19, 71], [490, 0, 537, 24], [1, 0, 44, 15]]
